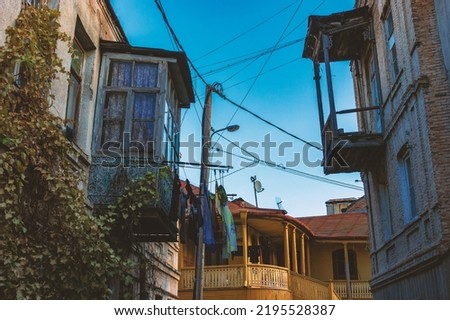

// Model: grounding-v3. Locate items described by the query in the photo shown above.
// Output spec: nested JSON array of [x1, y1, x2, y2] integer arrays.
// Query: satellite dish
[[275, 197, 284, 210], [254, 180, 263, 192]]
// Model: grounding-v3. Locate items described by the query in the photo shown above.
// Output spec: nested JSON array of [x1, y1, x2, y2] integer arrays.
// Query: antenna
[[275, 197, 284, 210], [250, 176, 264, 207], [254, 180, 263, 192]]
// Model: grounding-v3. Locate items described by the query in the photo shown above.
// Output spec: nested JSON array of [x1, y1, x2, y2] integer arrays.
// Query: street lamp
[[210, 125, 240, 140]]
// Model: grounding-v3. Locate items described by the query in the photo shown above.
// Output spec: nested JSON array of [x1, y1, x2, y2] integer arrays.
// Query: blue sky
[[110, 0, 363, 216]]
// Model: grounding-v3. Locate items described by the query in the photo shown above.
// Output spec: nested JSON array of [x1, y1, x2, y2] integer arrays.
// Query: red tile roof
[[180, 181, 367, 240], [298, 213, 369, 240]]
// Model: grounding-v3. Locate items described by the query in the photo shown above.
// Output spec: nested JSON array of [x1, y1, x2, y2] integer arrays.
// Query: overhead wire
[[192, 0, 298, 62], [213, 135, 363, 191], [217, 0, 306, 150], [155, 0, 362, 192], [225, 57, 301, 90], [155, 0, 321, 152], [238, 0, 305, 106], [198, 38, 305, 77]]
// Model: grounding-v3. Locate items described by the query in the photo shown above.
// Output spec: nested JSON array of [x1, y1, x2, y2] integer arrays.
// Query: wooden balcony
[[87, 157, 177, 242], [179, 265, 340, 300], [290, 272, 337, 300], [303, 6, 384, 174], [331, 280, 372, 299], [322, 110, 384, 175]]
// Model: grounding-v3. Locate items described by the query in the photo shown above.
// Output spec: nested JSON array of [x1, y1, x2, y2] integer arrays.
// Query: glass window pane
[[104, 92, 127, 119], [108, 61, 132, 87], [134, 63, 158, 88], [102, 122, 123, 144], [102, 92, 126, 146], [71, 40, 84, 77], [132, 121, 154, 143], [134, 93, 156, 119]]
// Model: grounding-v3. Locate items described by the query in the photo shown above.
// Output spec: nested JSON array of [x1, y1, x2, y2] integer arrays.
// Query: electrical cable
[[212, 137, 363, 191], [155, 0, 322, 152], [199, 38, 305, 77], [193, 0, 298, 62]]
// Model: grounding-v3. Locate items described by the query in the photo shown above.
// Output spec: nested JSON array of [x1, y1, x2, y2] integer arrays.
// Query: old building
[[303, 1, 450, 299], [1, 0, 194, 299], [178, 185, 371, 300]]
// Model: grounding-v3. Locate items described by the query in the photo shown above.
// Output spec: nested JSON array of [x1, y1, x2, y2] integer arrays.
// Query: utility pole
[[193, 85, 213, 300]]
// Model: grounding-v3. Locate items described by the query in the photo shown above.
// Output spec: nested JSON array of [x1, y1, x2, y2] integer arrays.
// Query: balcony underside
[[324, 133, 384, 174], [87, 157, 177, 242], [303, 6, 371, 62], [133, 208, 178, 242]]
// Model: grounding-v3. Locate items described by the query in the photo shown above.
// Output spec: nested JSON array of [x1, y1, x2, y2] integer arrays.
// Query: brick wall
[[354, 0, 450, 294]]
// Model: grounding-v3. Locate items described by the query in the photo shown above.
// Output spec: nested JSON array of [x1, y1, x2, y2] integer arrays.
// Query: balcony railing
[[248, 265, 289, 289], [322, 108, 384, 174], [180, 265, 244, 290], [180, 265, 340, 299], [87, 159, 177, 241], [332, 280, 372, 299], [290, 272, 335, 300]]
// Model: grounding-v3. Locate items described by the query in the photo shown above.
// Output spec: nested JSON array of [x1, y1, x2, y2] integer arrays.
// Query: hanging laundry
[[201, 183, 215, 249], [186, 180, 202, 245], [215, 185, 237, 259], [178, 190, 187, 244], [169, 173, 181, 221], [209, 191, 222, 241], [248, 245, 260, 263]]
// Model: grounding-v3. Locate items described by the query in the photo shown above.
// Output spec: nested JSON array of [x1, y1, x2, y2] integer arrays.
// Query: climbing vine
[[0, 5, 131, 299], [107, 168, 169, 251]]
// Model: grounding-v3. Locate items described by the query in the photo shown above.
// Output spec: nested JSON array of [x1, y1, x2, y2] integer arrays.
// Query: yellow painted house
[[178, 190, 372, 300]]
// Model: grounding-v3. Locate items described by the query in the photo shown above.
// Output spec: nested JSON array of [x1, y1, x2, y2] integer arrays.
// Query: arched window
[[332, 249, 358, 280]]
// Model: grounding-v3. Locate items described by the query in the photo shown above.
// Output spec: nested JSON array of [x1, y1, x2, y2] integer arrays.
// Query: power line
[[193, 0, 298, 62], [154, 0, 360, 192], [219, 92, 322, 151], [154, 0, 208, 86], [155, 0, 322, 153], [218, 0, 305, 152], [214, 135, 363, 191], [238, 0, 305, 106], [225, 57, 300, 90], [198, 38, 305, 77]]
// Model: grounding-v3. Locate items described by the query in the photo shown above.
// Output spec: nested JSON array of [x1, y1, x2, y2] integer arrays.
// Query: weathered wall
[[0, 1, 21, 46], [355, 0, 450, 298]]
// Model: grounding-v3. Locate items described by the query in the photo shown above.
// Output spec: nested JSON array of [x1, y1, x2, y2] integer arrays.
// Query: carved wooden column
[[283, 223, 290, 270], [300, 233, 306, 275], [240, 211, 249, 287], [291, 227, 298, 274]]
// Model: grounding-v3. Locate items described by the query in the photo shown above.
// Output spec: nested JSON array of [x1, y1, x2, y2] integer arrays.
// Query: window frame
[[93, 52, 178, 162], [397, 145, 418, 223], [65, 37, 85, 143], [383, 8, 400, 82], [398, 146, 418, 222]]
